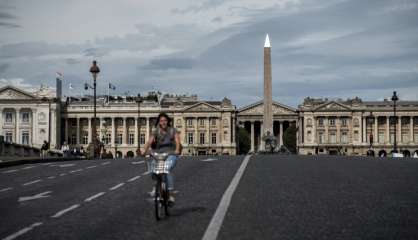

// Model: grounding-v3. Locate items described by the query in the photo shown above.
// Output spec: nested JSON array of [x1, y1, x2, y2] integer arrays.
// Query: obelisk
[[263, 34, 273, 137]]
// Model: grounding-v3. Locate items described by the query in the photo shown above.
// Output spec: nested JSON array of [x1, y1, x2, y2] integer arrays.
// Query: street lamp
[[391, 91, 399, 153], [88, 60, 100, 159]]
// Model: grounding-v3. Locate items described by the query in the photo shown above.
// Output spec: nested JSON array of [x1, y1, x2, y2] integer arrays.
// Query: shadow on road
[[169, 206, 206, 217]]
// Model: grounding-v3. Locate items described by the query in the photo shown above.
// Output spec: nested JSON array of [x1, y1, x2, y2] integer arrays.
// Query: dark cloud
[[0, 9, 20, 28], [142, 58, 195, 70], [83, 48, 109, 58], [0, 42, 83, 58]]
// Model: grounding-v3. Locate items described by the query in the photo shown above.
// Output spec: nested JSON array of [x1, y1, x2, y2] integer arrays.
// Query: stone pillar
[[279, 121, 283, 147], [398, 116, 402, 143], [195, 118, 199, 144], [386, 116, 390, 143], [263, 34, 273, 136], [250, 121, 255, 153], [15, 108, 20, 144], [134, 117, 139, 146], [374, 116, 378, 144], [111, 117, 115, 147], [206, 117, 210, 145], [145, 117, 150, 142], [410, 116, 414, 143], [362, 117, 367, 143], [88, 118, 92, 144], [232, 117, 236, 144], [122, 117, 127, 145], [76, 117, 80, 145]]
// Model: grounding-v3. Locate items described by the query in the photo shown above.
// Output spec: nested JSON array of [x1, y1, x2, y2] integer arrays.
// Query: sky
[[0, 0, 417, 108]]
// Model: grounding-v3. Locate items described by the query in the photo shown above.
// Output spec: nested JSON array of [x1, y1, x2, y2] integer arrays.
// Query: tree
[[237, 127, 251, 154], [283, 124, 297, 153]]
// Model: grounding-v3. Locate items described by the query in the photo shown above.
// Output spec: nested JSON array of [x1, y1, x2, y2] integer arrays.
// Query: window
[[22, 112, 30, 123], [307, 118, 312, 126], [341, 118, 347, 127], [105, 133, 111, 144], [318, 131, 325, 144], [188, 132, 194, 144], [82, 135, 88, 144], [5, 132, 13, 142], [414, 133, 418, 143], [329, 118, 335, 126], [128, 133, 135, 145], [5, 112, 13, 123], [211, 133, 217, 144], [199, 119, 205, 126], [329, 131, 336, 143], [211, 118, 217, 126], [187, 119, 193, 127], [223, 119, 228, 127], [354, 118, 359, 127], [318, 118, 324, 126], [71, 134, 76, 144], [199, 132, 205, 144], [116, 133, 123, 144], [307, 130, 312, 142], [378, 131, 385, 143], [140, 133, 145, 145], [402, 132, 409, 143], [341, 131, 348, 143], [224, 131, 228, 141]]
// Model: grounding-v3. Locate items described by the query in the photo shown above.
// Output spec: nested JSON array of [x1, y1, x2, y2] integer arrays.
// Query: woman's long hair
[[155, 112, 172, 128]]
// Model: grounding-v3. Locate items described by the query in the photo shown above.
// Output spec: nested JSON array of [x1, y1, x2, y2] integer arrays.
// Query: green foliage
[[237, 127, 251, 154], [283, 124, 297, 153]]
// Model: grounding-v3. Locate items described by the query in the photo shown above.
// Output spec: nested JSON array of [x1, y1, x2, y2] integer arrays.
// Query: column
[[111, 117, 115, 147], [76, 117, 80, 145], [250, 121, 255, 152], [374, 116, 378, 144], [279, 121, 283, 147], [362, 117, 367, 143], [386, 116, 390, 143], [232, 117, 236, 144], [206, 117, 210, 145], [145, 117, 150, 143], [98, 118, 104, 143], [134, 117, 139, 146], [336, 118, 341, 143], [15, 108, 20, 143], [397, 116, 402, 143], [64, 118, 69, 144], [122, 117, 127, 145], [195, 117, 198, 144], [410, 116, 414, 143]]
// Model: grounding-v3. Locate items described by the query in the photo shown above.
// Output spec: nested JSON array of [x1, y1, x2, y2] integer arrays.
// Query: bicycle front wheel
[[154, 178, 164, 221]]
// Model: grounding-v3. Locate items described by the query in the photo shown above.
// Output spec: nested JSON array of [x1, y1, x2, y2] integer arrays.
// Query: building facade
[[0, 85, 61, 149], [298, 97, 418, 157], [63, 94, 236, 157]]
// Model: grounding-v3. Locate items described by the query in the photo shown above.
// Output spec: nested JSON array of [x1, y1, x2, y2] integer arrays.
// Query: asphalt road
[[1, 155, 417, 240]]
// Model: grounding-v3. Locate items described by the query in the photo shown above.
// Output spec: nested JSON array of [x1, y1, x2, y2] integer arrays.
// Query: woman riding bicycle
[[142, 112, 181, 203]]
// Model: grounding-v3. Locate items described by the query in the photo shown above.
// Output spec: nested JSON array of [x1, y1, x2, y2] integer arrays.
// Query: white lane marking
[[142, 171, 151, 176], [59, 173, 67, 176], [50, 163, 75, 168], [0, 187, 13, 192], [51, 204, 80, 218], [127, 176, 141, 182], [21, 166, 36, 170], [101, 161, 110, 165], [70, 169, 83, 173], [47, 176, 56, 179], [2, 169, 18, 174], [202, 155, 252, 240], [84, 192, 106, 202], [22, 179, 42, 186], [18, 191, 51, 202], [201, 158, 218, 162], [86, 165, 97, 169], [109, 183, 125, 191], [42, 162, 54, 166], [131, 161, 144, 165], [3, 222, 43, 240]]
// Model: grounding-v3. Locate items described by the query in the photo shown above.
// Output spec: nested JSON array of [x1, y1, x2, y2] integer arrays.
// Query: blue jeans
[[166, 155, 178, 190]]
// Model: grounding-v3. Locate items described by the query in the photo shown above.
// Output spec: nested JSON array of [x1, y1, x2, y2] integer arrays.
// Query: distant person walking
[[41, 141, 50, 158]]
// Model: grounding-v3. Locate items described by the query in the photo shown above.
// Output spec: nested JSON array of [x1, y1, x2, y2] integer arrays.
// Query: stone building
[[298, 97, 418, 157], [0, 85, 61, 149], [63, 94, 236, 157]]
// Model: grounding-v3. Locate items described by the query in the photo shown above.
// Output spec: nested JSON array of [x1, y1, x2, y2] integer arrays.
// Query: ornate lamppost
[[85, 60, 100, 159], [391, 91, 399, 153]]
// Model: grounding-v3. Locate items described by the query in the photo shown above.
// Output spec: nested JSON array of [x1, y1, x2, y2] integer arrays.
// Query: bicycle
[[148, 151, 171, 221]]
